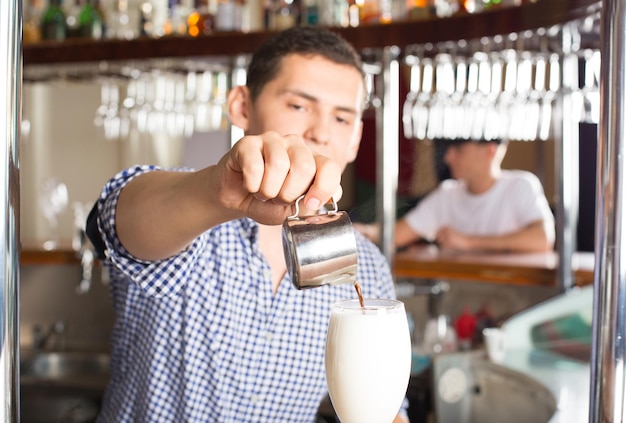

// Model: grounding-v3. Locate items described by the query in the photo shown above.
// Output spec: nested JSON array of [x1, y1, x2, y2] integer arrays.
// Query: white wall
[[21, 80, 229, 248]]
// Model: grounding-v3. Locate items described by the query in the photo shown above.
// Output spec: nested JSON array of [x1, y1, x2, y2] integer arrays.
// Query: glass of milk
[[325, 299, 412, 423]]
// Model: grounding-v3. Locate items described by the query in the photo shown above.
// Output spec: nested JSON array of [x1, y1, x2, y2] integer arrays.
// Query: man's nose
[[304, 113, 331, 145]]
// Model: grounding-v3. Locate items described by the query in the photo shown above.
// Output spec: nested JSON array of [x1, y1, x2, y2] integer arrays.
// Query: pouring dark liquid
[[353, 281, 364, 308]]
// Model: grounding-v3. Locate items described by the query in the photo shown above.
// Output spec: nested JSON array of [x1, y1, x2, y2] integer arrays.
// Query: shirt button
[[251, 395, 260, 404], [265, 333, 273, 342], [263, 270, 271, 280]]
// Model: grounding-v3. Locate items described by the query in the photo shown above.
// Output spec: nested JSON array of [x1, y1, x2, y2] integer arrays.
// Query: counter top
[[394, 246, 594, 287], [501, 349, 589, 423]]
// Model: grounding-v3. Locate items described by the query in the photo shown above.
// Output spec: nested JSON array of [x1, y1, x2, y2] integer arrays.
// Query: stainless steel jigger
[[282, 195, 358, 290]]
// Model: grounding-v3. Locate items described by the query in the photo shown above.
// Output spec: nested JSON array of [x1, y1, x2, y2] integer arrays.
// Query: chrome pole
[[0, 0, 21, 421], [555, 22, 581, 292], [376, 46, 400, 266], [590, 0, 626, 420]]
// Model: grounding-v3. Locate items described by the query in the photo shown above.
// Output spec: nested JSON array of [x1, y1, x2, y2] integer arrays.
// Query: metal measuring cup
[[282, 195, 358, 290]]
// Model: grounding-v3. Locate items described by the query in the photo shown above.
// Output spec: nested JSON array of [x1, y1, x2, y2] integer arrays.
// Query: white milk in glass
[[325, 299, 411, 423]]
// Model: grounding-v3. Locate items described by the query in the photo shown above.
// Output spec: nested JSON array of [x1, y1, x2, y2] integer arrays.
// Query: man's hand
[[435, 226, 473, 251], [115, 131, 342, 261], [212, 131, 342, 225]]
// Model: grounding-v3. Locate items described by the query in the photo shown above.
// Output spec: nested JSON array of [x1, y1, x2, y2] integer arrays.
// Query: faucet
[[73, 201, 95, 294], [32, 320, 66, 351]]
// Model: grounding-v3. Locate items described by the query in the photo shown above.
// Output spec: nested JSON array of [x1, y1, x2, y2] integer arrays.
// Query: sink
[[20, 352, 110, 423], [21, 351, 110, 381]]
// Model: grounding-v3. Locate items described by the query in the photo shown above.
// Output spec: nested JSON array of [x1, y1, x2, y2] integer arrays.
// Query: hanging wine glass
[[403, 53, 422, 139], [39, 177, 69, 250]]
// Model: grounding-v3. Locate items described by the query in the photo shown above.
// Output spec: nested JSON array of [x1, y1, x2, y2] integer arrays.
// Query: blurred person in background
[[355, 138, 555, 253]]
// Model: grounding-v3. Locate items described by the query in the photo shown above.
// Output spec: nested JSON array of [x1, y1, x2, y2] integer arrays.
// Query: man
[[88, 27, 407, 422], [356, 139, 555, 252]]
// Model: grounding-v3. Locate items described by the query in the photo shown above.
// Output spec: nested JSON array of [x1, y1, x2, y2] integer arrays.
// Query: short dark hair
[[246, 27, 365, 101], [439, 138, 509, 147]]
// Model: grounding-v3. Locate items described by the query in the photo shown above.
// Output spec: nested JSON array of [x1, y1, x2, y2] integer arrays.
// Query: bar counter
[[393, 246, 595, 287]]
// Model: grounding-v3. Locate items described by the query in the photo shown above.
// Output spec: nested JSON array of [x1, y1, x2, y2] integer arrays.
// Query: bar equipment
[[282, 195, 358, 289]]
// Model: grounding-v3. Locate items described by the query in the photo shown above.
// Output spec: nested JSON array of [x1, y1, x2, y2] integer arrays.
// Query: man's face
[[243, 54, 365, 170], [443, 142, 492, 180]]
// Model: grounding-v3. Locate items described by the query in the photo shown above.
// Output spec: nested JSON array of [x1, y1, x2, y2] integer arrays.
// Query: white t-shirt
[[403, 170, 554, 241]]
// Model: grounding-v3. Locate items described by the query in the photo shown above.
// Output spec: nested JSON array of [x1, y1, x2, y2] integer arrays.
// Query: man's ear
[[227, 86, 250, 131]]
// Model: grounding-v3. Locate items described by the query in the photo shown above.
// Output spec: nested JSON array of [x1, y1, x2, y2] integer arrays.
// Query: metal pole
[[590, 0, 626, 420], [376, 46, 400, 266], [0, 0, 21, 421], [555, 23, 581, 292]]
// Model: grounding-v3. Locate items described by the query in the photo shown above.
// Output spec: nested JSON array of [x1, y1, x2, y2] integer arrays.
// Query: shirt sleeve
[[96, 165, 208, 298], [512, 172, 555, 229]]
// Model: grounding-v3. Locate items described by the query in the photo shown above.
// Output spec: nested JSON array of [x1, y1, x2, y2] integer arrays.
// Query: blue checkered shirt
[[95, 165, 398, 423]]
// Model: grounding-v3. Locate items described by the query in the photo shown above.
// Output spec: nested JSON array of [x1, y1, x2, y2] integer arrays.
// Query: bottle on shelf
[[433, 0, 459, 17], [139, 1, 155, 36], [460, 0, 484, 13], [106, 0, 139, 39], [23, 0, 43, 44], [187, 0, 214, 36], [342, 0, 357, 26], [215, 0, 244, 32], [358, 0, 381, 24], [41, 0, 67, 41], [78, 0, 105, 39], [164, 0, 193, 36], [137, 0, 168, 38], [357, 0, 406, 24], [464, 0, 520, 12], [262, 0, 273, 28], [407, 0, 434, 20], [241, 0, 263, 31], [302, 0, 319, 25], [65, 0, 82, 38], [266, 0, 301, 30], [388, 0, 407, 22], [315, 0, 343, 27]]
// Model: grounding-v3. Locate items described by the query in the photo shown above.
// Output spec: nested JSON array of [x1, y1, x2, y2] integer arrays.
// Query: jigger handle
[[287, 195, 338, 220]]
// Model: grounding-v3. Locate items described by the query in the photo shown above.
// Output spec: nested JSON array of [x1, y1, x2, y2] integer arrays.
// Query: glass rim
[[332, 298, 404, 311]]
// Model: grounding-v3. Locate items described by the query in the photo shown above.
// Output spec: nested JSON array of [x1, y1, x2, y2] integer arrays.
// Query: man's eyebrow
[[284, 89, 359, 115]]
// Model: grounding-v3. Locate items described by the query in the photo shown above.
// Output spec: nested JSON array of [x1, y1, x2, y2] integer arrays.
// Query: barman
[[87, 27, 408, 422]]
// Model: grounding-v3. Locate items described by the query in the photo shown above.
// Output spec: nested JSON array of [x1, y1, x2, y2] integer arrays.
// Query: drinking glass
[[325, 299, 412, 423]]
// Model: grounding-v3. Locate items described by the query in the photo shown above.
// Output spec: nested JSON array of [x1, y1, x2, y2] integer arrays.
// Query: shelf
[[20, 0, 600, 265], [23, 0, 600, 66], [20, 241, 90, 265], [21, 248, 83, 266]]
